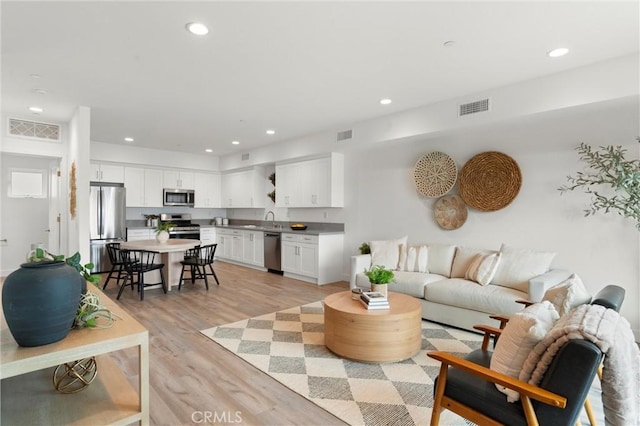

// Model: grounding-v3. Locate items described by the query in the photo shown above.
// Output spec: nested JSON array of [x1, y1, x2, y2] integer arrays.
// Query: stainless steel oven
[[159, 213, 200, 240]]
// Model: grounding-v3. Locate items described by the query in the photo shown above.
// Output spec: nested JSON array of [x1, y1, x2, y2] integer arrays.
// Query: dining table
[[120, 238, 200, 291]]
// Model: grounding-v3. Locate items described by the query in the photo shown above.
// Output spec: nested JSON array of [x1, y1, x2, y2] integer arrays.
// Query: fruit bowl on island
[[290, 223, 307, 230]]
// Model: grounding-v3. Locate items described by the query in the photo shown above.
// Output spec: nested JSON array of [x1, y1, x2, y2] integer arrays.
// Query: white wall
[[220, 55, 640, 338]]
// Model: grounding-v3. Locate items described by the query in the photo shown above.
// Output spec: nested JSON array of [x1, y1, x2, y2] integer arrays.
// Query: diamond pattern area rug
[[200, 301, 483, 426]]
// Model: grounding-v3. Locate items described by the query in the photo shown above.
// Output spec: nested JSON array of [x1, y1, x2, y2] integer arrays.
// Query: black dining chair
[[117, 249, 167, 300], [102, 242, 129, 290], [178, 244, 220, 290]]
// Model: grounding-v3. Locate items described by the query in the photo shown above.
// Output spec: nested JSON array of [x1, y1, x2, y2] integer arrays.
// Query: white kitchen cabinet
[[90, 163, 124, 183], [127, 228, 153, 241], [216, 228, 242, 260], [193, 172, 221, 208], [200, 227, 216, 246], [221, 166, 266, 208], [276, 153, 343, 208], [242, 231, 264, 267], [124, 167, 163, 207], [282, 234, 318, 278], [163, 170, 194, 190], [281, 232, 344, 285]]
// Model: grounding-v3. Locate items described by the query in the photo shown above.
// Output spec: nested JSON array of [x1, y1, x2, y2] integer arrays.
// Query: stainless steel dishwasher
[[264, 232, 282, 273]]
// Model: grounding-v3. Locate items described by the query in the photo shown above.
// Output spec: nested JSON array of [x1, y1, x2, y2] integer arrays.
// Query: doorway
[[0, 153, 61, 276]]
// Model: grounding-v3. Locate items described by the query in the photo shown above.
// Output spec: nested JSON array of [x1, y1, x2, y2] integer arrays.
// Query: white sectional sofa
[[350, 238, 572, 332]]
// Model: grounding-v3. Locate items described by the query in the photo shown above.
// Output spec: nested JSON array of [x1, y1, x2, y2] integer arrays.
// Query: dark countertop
[[211, 224, 344, 236]]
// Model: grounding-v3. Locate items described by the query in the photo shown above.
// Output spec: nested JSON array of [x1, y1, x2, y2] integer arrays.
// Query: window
[[9, 169, 46, 198]]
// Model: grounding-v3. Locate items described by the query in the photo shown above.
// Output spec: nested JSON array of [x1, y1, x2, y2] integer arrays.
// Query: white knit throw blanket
[[520, 304, 640, 426]]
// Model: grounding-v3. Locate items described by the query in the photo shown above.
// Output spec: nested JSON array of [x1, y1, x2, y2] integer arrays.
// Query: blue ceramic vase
[[2, 261, 83, 347]]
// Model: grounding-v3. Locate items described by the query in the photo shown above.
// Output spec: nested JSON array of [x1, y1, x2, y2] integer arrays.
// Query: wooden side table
[[1, 284, 149, 425], [323, 291, 422, 363]]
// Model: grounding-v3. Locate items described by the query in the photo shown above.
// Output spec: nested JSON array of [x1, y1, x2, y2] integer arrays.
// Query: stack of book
[[360, 291, 390, 310]]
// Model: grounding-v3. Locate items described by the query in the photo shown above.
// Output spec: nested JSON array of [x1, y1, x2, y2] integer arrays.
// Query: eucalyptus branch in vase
[[559, 141, 640, 229]]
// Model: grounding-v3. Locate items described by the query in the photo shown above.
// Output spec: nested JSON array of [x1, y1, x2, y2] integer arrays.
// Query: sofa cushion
[[424, 278, 526, 316], [492, 244, 556, 293], [450, 246, 495, 278], [370, 236, 407, 270], [427, 244, 457, 277], [490, 301, 559, 402], [391, 271, 446, 297], [542, 273, 591, 316], [356, 271, 445, 298], [465, 252, 502, 286]]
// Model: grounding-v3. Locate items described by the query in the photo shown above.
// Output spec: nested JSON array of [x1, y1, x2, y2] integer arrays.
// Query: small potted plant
[[358, 242, 371, 255], [155, 222, 174, 243], [364, 265, 394, 297]]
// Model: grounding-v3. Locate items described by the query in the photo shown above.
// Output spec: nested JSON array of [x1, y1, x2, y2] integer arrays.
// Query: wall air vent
[[8, 118, 61, 141], [459, 98, 490, 117], [336, 129, 353, 142], [241, 153, 250, 161]]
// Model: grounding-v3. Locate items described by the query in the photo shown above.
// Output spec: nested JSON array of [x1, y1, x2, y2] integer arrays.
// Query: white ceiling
[[2, 1, 638, 156]]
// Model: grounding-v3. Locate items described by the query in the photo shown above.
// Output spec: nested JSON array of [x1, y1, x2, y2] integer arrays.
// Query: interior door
[[0, 154, 54, 275]]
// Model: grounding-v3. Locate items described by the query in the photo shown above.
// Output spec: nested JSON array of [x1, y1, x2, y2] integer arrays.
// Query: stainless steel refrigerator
[[89, 182, 126, 273]]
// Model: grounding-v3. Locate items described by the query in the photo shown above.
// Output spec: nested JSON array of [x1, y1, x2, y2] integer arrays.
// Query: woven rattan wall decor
[[458, 151, 522, 212], [413, 151, 458, 197], [434, 194, 468, 230]]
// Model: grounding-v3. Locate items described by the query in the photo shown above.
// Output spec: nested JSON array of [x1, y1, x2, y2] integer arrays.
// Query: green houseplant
[[364, 265, 394, 297], [156, 221, 175, 243], [358, 242, 371, 255], [559, 142, 640, 229]]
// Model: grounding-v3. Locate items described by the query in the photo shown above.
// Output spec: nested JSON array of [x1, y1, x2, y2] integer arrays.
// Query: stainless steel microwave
[[163, 188, 195, 207]]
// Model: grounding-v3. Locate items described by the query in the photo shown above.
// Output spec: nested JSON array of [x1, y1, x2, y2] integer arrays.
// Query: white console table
[[1, 284, 149, 425]]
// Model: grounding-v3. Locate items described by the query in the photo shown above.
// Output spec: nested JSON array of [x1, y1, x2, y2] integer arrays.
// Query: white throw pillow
[[417, 245, 429, 273], [450, 247, 495, 278], [369, 236, 408, 270], [542, 273, 591, 316], [405, 246, 417, 272], [464, 252, 502, 286], [490, 301, 559, 402], [491, 244, 556, 292]]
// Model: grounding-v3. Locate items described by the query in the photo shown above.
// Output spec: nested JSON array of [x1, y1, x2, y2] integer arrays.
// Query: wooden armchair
[[428, 285, 625, 426], [428, 329, 602, 426]]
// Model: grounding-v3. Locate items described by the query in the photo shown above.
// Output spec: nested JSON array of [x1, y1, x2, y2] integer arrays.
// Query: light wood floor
[[100, 261, 350, 426]]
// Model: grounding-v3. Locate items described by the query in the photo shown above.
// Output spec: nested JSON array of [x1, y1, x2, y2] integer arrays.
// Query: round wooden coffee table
[[323, 291, 422, 363]]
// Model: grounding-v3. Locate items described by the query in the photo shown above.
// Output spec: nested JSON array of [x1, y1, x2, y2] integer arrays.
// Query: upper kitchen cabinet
[[163, 170, 194, 190], [276, 153, 344, 208], [124, 167, 163, 207], [90, 163, 124, 183], [193, 172, 221, 208], [221, 166, 266, 208]]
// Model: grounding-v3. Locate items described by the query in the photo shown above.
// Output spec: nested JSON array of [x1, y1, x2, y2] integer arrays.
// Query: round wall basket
[[434, 194, 468, 230], [458, 151, 522, 212], [413, 151, 457, 198]]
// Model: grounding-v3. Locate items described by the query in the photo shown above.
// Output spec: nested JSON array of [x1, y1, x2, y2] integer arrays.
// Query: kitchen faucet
[[265, 210, 275, 228]]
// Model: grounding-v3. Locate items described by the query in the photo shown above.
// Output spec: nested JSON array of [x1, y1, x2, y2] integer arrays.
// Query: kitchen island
[[121, 238, 200, 290]]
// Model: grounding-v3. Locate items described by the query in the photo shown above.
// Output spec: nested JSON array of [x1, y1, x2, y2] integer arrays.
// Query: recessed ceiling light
[[266, 129, 275, 135], [30, 74, 41, 79], [205, 148, 213, 153], [34, 88, 47, 95], [547, 47, 569, 58], [28, 106, 43, 113], [380, 98, 392, 105], [124, 137, 134, 142], [232, 140, 240, 145], [186, 22, 209, 35]]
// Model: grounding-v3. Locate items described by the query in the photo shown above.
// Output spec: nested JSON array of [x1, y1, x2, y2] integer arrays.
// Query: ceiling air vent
[[336, 129, 353, 142], [459, 98, 490, 117], [241, 153, 250, 161], [8, 118, 61, 141]]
